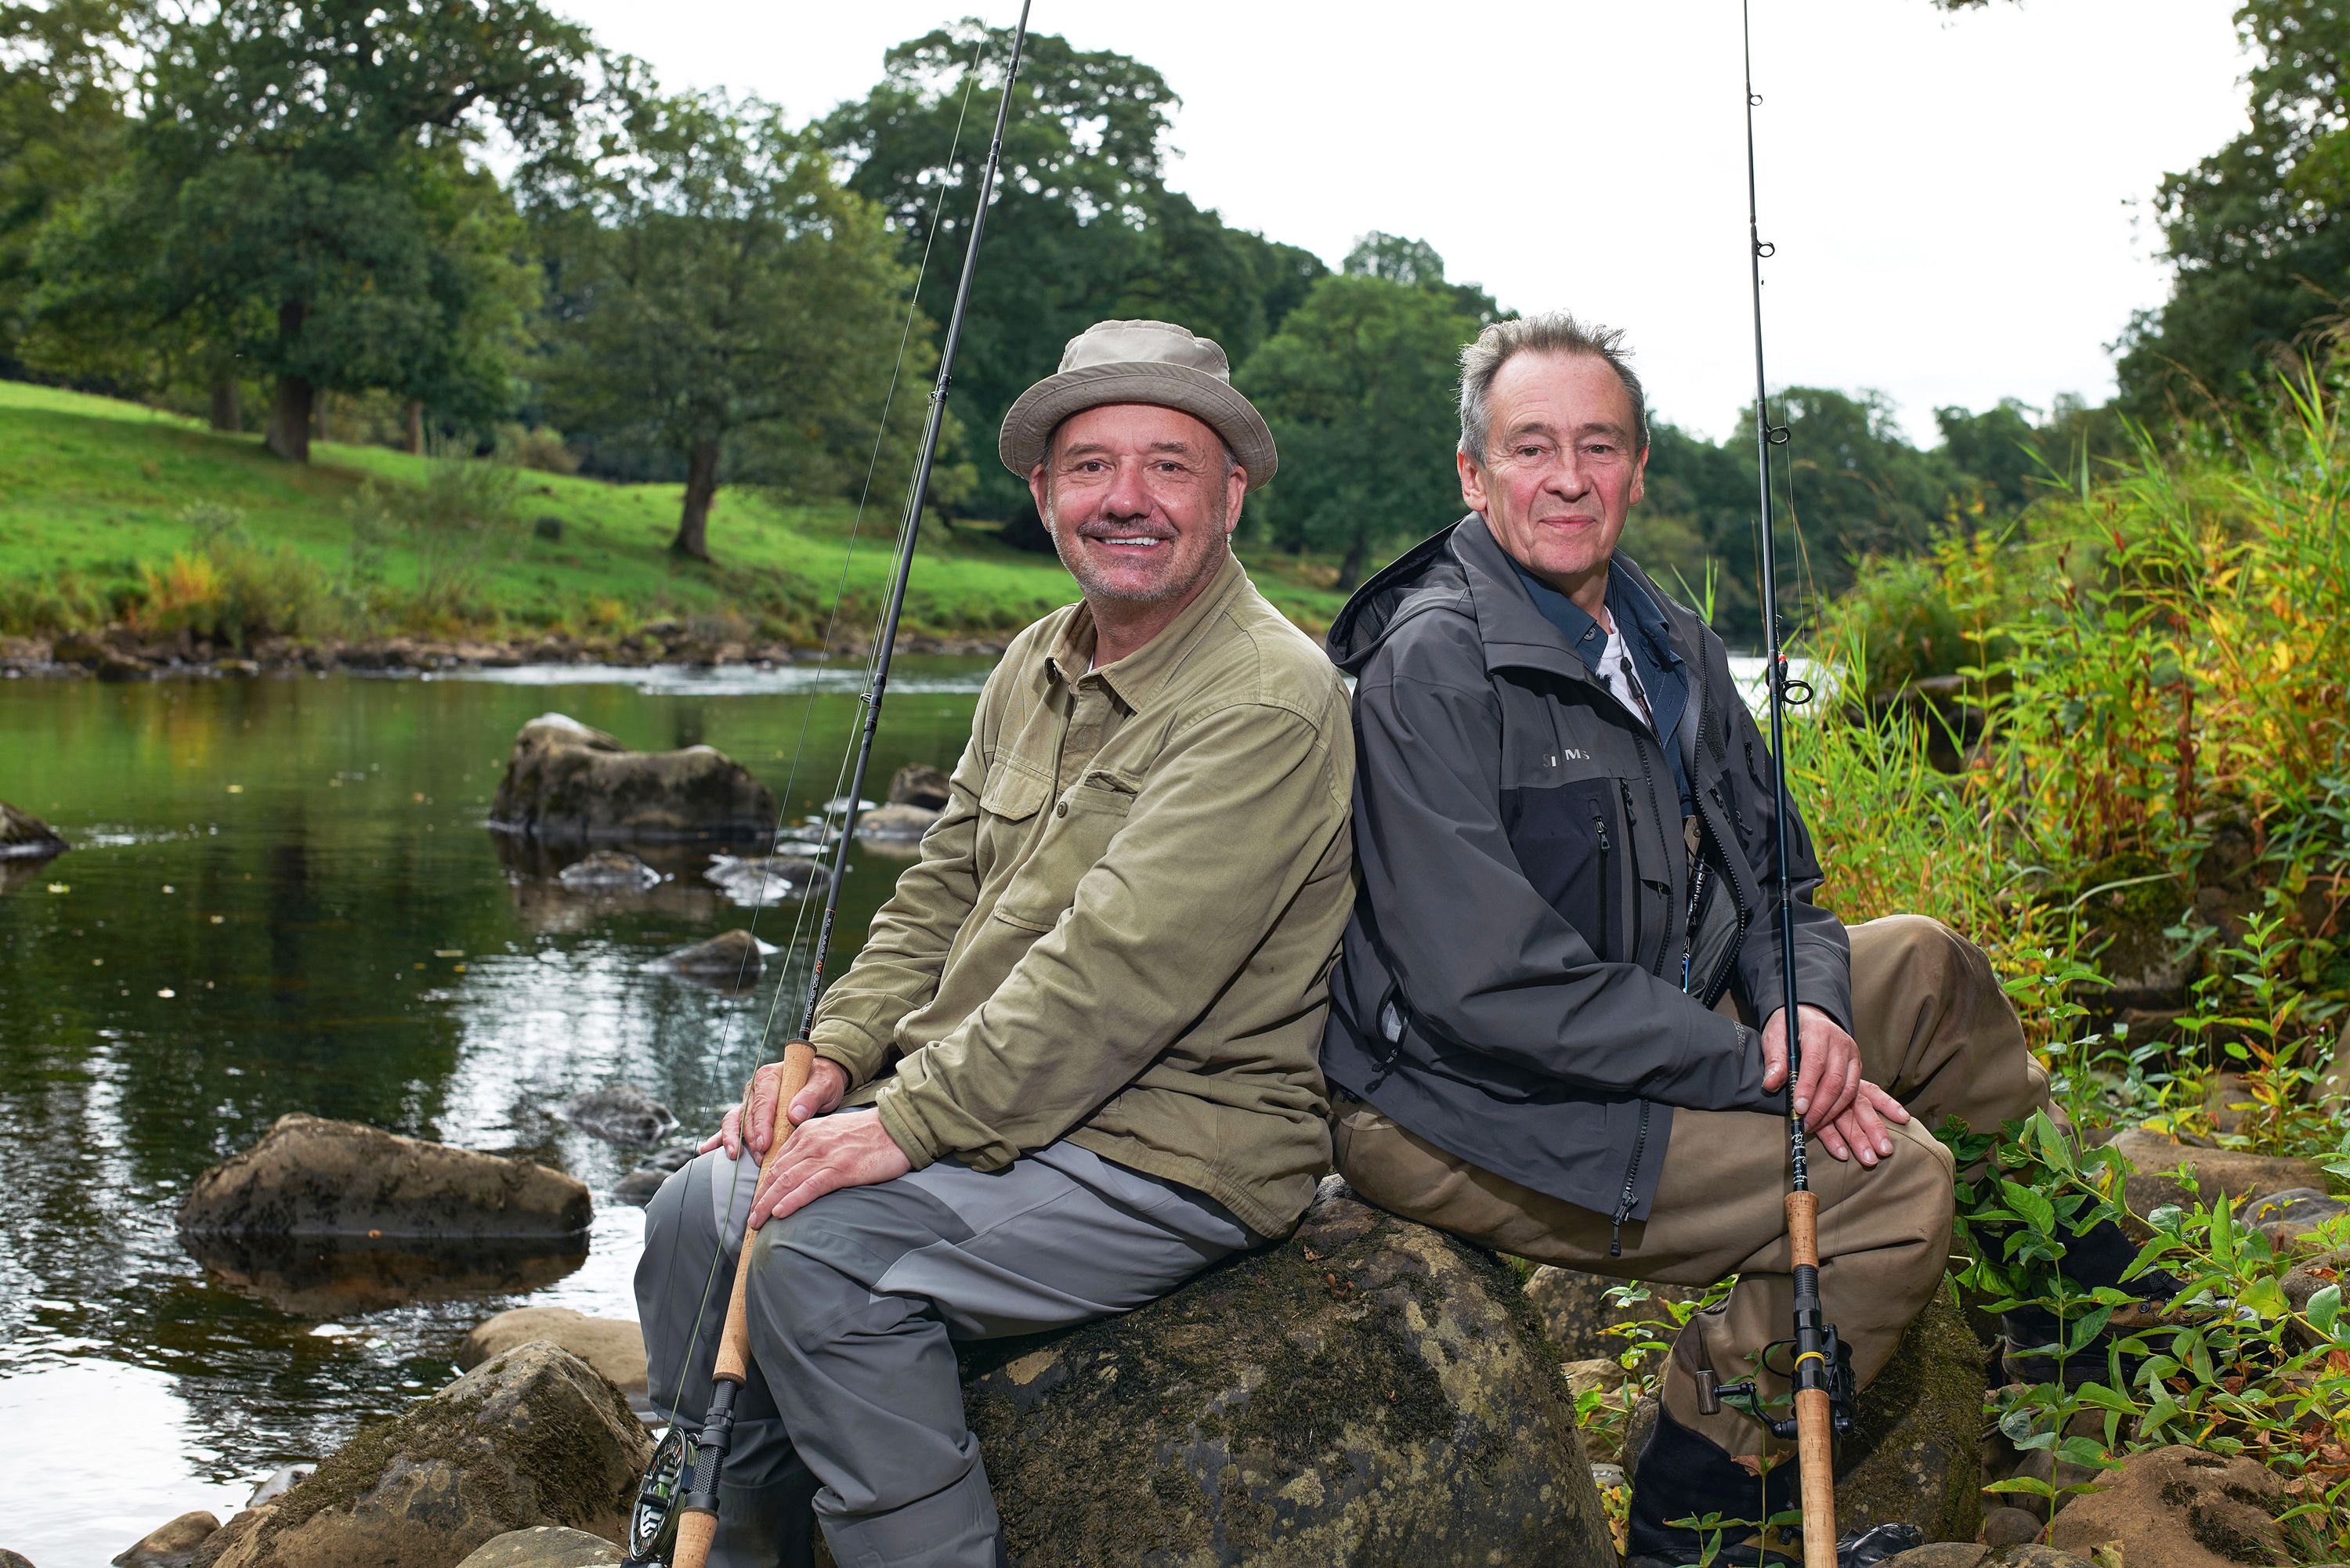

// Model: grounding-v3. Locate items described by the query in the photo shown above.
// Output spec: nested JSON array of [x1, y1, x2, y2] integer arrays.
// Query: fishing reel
[[621, 1425, 698, 1567], [1694, 1321, 1856, 1441]]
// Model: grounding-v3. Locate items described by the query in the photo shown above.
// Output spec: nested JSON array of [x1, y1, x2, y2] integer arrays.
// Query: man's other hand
[[700, 1057, 850, 1160], [747, 1111, 911, 1230], [1759, 1003, 1909, 1164]]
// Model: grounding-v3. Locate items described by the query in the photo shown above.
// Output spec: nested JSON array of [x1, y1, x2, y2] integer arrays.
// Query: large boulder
[[0, 801, 67, 859], [204, 1342, 649, 1568], [562, 1086, 674, 1147], [2106, 1129, 2327, 1219], [179, 1115, 591, 1242], [114, 1510, 220, 1566], [1625, 1284, 1984, 1545], [649, 929, 774, 984], [2049, 1445, 2294, 1566], [961, 1176, 1614, 1567], [461, 1309, 647, 1415], [490, 714, 776, 844]]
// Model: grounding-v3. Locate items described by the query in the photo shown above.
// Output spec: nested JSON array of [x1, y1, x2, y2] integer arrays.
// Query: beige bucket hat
[[997, 319, 1278, 491]]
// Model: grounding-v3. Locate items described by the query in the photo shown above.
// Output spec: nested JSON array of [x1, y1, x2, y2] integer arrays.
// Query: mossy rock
[[1627, 1281, 1984, 1545], [959, 1176, 1613, 1567], [205, 1342, 649, 1568]]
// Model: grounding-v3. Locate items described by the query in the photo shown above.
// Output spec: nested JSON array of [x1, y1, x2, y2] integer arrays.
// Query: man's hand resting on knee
[[1759, 1003, 1910, 1167], [693, 1056, 915, 1229], [700, 1056, 852, 1160]]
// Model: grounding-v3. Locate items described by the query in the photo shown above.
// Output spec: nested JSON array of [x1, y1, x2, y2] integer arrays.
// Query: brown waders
[[1332, 914, 2050, 1462]]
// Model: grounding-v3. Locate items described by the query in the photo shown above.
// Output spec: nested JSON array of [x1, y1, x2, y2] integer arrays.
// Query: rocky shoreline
[[0, 622, 1010, 681]]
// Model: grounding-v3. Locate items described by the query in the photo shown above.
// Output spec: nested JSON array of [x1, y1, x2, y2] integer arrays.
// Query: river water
[[0, 662, 991, 1567]]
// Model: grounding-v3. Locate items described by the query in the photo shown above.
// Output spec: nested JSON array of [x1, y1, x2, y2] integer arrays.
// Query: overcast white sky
[[554, 0, 2247, 446]]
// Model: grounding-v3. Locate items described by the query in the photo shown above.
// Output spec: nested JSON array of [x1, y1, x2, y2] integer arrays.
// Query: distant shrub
[[137, 503, 335, 648], [494, 424, 580, 475], [348, 459, 526, 619]]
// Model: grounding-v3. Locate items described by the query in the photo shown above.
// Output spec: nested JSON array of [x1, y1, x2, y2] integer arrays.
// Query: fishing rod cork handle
[[670, 1041, 819, 1568], [714, 1039, 817, 1385], [1784, 1189, 1838, 1568]]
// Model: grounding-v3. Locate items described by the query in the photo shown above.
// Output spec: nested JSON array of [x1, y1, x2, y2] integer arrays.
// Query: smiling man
[[1317, 313, 2121, 1566], [635, 320, 1354, 1568]]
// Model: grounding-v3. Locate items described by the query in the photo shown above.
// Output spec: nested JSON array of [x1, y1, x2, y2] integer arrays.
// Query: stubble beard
[[1045, 492, 1229, 606]]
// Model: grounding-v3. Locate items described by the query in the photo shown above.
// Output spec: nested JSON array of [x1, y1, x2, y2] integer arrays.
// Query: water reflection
[[0, 662, 989, 1565]]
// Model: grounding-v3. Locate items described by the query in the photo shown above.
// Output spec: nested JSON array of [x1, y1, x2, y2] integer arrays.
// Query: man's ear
[[1222, 463, 1248, 537], [1629, 443, 1648, 508], [1027, 462, 1051, 526], [1457, 449, 1488, 513]]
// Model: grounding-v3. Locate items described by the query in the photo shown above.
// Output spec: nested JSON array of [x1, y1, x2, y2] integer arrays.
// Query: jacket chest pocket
[[981, 761, 1139, 933], [1501, 778, 1626, 963]]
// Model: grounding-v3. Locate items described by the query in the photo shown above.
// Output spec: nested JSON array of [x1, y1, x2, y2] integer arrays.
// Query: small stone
[[2243, 1187, 2347, 1251], [1561, 1357, 1625, 1399], [454, 1526, 623, 1567], [1881, 1546, 1989, 1568], [1, 1549, 37, 1568], [0, 801, 68, 860], [888, 763, 952, 811], [490, 714, 777, 844], [703, 854, 826, 906], [555, 851, 660, 891], [248, 1465, 313, 1505], [1982, 1505, 2043, 1548], [2106, 1128, 2326, 1219], [650, 928, 775, 981], [564, 1086, 676, 1147], [1521, 1265, 1703, 1360], [111, 1511, 219, 1568], [1988, 1550, 2100, 1568], [613, 1167, 668, 1206], [854, 802, 939, 842], [2281, 1246, 2348, 1349]]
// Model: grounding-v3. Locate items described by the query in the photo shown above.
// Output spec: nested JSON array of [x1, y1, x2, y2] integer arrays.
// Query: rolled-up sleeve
[[870, 697, 1347, 1170]]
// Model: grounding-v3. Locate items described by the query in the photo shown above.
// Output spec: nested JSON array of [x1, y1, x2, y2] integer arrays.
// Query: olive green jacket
[[811, 550, 1356, 1240]]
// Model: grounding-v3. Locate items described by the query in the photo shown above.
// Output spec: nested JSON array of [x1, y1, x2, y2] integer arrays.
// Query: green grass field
[[0, 380, 1351, 644]]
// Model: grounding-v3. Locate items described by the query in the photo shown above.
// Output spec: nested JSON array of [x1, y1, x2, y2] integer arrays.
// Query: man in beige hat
[[637, 320, 1354, 1568]]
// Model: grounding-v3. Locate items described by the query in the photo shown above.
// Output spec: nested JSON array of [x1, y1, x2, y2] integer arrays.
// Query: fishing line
[[645, 22, 998, 1437]]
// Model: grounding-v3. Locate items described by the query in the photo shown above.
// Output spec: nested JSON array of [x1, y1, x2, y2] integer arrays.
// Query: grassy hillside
[[0, 381, 1351, 645]]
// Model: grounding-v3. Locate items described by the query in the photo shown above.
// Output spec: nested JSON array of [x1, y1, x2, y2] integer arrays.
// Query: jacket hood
[[1324, 519, 1470, 674]]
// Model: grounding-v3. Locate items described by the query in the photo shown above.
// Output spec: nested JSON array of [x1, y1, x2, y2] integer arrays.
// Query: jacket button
[[1055, 801, 1068, 818]]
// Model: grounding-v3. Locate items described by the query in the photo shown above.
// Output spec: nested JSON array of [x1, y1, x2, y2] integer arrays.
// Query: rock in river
[[201, 1342, 649, 1568], [490, 713, 776, 844], [112, 1509, 219, 1567], [454, 1529, 623, 1568], [650, 927, 776, 981], [461, 1307, 647, 1415], [888, 762, 952, 811], [179, 1115, 590, 1242], [962, 1175, 1613, 1566], [704, 853, 826, 906], [555, 851, 660, 891], [0, 801, 67, 859], [564, 1086, 675, 1147]]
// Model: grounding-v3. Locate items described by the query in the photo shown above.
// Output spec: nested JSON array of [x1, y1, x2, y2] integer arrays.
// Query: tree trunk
[[208, 375, 240, 433], [404, 399, 425, 456], [265, 376, 315, 463], [670, 438, 722, 561], [1336, 531, 1370, 594]]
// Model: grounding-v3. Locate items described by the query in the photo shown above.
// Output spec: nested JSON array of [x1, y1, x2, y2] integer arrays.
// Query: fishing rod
[[621, 6, 1033, 1563], [1692, 4, 1854, 1564]]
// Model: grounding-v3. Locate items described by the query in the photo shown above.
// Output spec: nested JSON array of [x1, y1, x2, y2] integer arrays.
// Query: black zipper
[[1633, 742, 1671, 977], [1688, 798, 1752, 1007], [1618, 781, 1646, 969], [1591, 809, 1614, 959], [1610, 1100, 1651, 1257], [1680, 859, 1709, 993]]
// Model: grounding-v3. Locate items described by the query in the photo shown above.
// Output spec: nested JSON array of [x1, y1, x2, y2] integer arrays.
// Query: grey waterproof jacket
[[1320, 515, 1852, 1241]]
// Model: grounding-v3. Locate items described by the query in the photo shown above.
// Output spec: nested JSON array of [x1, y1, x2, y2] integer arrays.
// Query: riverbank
[[0, 380, 1351, 653]]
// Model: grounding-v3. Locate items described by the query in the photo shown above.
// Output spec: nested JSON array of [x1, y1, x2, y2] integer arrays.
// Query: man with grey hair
[[1318, 313, 2145, 1566], [637, 319, 1354, 1568]]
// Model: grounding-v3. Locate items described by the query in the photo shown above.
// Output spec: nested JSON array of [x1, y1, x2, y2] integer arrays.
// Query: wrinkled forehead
[[1488, 350, 1641, 441], [1048, 402, 1226, 462]]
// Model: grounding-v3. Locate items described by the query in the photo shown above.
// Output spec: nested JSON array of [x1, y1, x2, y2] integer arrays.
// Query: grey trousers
[[637, 1115, 1255, 1568]]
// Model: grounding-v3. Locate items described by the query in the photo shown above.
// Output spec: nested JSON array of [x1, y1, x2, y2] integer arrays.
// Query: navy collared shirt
[[1506, 557, 1694, 814]]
